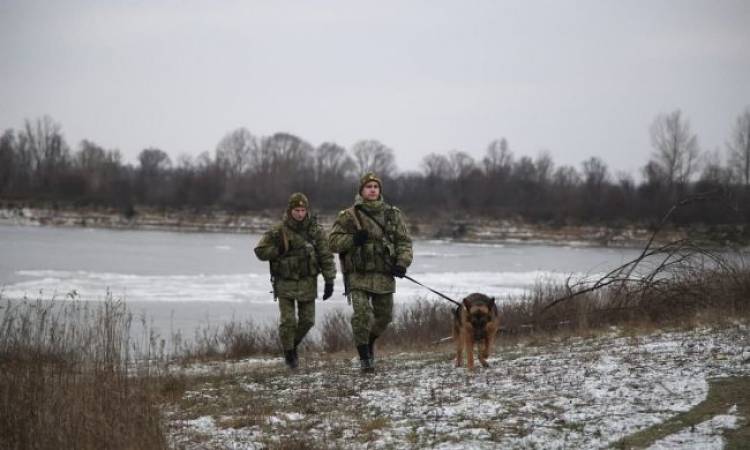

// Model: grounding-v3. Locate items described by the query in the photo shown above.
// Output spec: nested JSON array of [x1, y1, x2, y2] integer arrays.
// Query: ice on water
[[3, 269, 580, 303]]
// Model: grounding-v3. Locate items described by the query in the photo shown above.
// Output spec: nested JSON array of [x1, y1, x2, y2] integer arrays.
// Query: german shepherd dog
[[453, 293, 500, 371]]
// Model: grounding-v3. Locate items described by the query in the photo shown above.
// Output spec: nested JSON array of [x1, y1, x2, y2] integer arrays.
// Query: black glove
[[353, 229, 369, 246], [323, 282, 334, 300], [391, 265, 407, 278]]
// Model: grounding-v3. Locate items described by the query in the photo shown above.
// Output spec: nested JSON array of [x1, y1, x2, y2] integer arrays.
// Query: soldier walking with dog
[[329, 173, 413, 373], [254, 193, 336, 370]]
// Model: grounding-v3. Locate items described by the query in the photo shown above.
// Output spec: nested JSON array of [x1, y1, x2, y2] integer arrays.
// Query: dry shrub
[[498, 253, 750, 338], [379, 299, 454, 348], [220, 320, 279, 359], [0, 297, 167, 450], [175, 319, 281, 361], [319, 308, 353, 353]]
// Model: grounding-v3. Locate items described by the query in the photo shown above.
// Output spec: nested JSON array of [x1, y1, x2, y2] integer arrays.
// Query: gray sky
[[2, 0, 749, 177]]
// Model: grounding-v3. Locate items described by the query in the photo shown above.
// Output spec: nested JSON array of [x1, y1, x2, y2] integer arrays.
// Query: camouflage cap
[[287, 192, 309, 209], [359, 172, 383, 194]]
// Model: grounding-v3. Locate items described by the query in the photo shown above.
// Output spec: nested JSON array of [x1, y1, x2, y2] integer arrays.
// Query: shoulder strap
[[282, 222, 316, 248], [345, 207, 363, 231], [276, 225, 289, 254], [384, 206, 398, 226], [355, 205, 392, 242]]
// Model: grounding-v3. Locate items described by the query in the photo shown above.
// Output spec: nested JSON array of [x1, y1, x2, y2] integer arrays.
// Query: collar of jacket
[[283, 212, 311, 231], [354, 194, 385, 213]]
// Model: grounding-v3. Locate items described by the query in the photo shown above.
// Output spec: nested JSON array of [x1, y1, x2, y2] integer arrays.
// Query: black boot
[[293, 338, 302, 367], [284, 350, 297, 370], [368, 334, 377, 364], [357, 344, 374, 373], [292, 348, 299, 369]]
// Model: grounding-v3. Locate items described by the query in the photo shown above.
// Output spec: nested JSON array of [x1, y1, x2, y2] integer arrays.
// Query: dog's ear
[[463, 297, 472, 310]]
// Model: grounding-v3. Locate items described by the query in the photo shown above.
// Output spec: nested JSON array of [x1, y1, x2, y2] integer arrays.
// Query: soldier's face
[[291, 207, 307, 221], [361, 181, 380, 201]]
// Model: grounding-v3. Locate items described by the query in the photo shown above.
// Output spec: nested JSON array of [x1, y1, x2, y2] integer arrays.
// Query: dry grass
[[174, 319, 280, 361], [613, 377, 750, 449], [0, 297, 169, 450], [486, 243, 750, 347]]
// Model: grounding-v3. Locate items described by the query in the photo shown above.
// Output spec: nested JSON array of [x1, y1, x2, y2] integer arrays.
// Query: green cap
[[287, 192, 309, 210], [359, 172, 382, 194]]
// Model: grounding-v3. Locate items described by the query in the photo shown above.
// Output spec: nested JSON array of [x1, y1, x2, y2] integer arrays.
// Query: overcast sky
[[1, 0, 749, 176]]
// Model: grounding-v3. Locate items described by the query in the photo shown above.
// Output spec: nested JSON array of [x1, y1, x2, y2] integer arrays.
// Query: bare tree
[[138, 147, 171, 175], [215, 128, 256, 178], [267, 132, 313, 177], [552, 165, 581, 189], [73, 140, 122, 194], [649, 110, 700, 189], [699, 149, 733, 186], [134, 147, 172, 205], [19, 116, 70, 190], [616, 171, 635, 194], [448, 151, 476, 180], [513, 156, 537, 185], [75, 140, 121, 171], [315, 142, 355, 182], [483, 138, 513, 178], [351, 139, 396, 178], [0, 130, 16, 193], [21, 116, 68, 172], [249, 132, 314, 204], [421, 153, 452, 179], [581, 156, 609, 190], [727, 107, 750, 186], [642, 160, 666, 188], [534, 151, 555, 186]]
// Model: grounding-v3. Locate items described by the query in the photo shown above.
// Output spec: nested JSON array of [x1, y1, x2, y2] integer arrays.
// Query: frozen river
[[0, 224, 643, 338]]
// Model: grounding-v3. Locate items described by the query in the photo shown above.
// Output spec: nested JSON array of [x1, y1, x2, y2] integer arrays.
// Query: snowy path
[[166, 325, 750, 449]]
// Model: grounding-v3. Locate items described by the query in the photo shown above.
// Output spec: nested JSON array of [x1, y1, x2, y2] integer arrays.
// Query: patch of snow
[[646, 406, 739, 450]]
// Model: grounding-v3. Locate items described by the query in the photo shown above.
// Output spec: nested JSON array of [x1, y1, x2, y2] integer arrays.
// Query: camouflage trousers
[[350, 290, 393, 345], [278, 297, 315, 351]]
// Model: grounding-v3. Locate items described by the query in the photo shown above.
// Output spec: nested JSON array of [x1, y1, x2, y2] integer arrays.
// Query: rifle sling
[[354, 205, 393, 245]]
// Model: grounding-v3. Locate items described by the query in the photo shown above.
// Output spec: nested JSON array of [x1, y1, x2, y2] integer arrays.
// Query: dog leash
[[350, 206, 462, 308], [402, 274, 462, 307]]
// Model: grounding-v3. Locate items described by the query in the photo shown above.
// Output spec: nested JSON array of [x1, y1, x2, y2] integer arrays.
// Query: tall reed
[[0, 295, 168, 450]]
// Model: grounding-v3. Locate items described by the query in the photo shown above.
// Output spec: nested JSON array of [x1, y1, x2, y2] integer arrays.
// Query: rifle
[[339, 208, 366, 304], [354, 205, 461, 307], [269, 271, 278, 301]]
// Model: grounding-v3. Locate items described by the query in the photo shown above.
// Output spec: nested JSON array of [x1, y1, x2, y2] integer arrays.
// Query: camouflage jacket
[[254, 214, 336, 301], [328, 195, 413, 294]]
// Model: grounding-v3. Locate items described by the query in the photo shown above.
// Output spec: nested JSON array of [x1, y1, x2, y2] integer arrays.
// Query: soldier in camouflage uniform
[[254, 193, 336, 369], [329, 173, 413, 372]]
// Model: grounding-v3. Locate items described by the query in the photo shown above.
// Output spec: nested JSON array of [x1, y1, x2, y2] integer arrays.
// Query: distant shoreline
[[1, 205, 743, 249]]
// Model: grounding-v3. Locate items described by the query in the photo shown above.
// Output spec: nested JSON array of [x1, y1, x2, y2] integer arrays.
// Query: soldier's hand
[[322, 282, 334, 300], [353, 229, 369, 246], [391, 265, 407, 278]]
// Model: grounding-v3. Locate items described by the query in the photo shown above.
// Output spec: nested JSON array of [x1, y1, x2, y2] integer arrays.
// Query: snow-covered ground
[[165, 324, 750, 449]]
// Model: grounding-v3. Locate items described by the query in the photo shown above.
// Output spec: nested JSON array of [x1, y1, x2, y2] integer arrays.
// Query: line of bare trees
[[1, 108, 748, 226]]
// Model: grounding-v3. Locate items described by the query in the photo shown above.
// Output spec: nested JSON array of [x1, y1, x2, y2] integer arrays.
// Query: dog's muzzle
[[471, 315, 488, 340]]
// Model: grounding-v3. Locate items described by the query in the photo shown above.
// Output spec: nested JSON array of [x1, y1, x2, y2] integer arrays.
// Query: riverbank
[[0, 205, 698, 248]]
